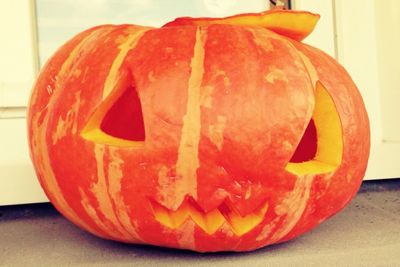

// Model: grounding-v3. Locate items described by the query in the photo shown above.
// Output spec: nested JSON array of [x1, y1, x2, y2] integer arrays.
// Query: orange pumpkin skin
[[27, 12, 370, 252]]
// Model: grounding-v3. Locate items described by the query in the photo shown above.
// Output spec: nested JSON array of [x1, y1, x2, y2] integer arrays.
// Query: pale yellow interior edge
[[80, 76, 145, 148], [285, 81, 343, 176]]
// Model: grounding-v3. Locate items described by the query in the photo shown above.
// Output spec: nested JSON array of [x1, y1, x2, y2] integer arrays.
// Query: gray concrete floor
[[1, 180, 399, 267]]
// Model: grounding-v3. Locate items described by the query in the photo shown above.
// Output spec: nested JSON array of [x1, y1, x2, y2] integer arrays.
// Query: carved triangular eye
[[289, 118, 317, 163], [100, 85, 145, 141], [286, 82, 343, 175], [81, 75, 145, 147]]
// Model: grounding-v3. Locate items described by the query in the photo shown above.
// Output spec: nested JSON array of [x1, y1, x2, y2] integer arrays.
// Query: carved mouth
[[151, 198, 269, 236]]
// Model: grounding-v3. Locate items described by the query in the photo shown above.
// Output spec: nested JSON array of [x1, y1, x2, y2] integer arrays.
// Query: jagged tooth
[[258, 202, 269, 217], [153, 198, 269, 236], [170, 201, 191, 227], [223, 202, 269, 236], [204, 208, 226, 234], [152, 201, 174, 228], [187, 204, 209, 234]]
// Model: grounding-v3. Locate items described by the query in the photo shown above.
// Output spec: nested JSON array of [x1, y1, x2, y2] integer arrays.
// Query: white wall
[[0, 0, 38, 107], [374, 0, 400, 142]]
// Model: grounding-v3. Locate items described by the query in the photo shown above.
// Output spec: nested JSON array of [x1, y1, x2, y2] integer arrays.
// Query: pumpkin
[[27, 9, 370, 252]]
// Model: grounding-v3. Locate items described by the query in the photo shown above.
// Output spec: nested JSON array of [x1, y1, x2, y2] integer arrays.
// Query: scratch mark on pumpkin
[[81, 67, 90, 83], [177, 221, 196, 250], [46, 85, 53, 95], [208, 115, 227, 151], [223, 76, 231, 87], [52, 91, 81, 145], [200, 85, 214, 108], [219, 223, 235, 238], [72, 68, 82, 78], [265, 66, 288, 84], [256, 217, 280, 241], [158, 166, 181, 209], [170, 28, 207, 208], [148, 71, 156, 83], [102, 28, 150, 99], [29, 27, 115, 238], [346, 173, 352, 183], [282, 140, 293, 152]]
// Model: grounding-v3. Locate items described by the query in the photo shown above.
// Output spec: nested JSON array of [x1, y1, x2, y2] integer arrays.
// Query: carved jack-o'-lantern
[[27, 10, 370, 252]]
